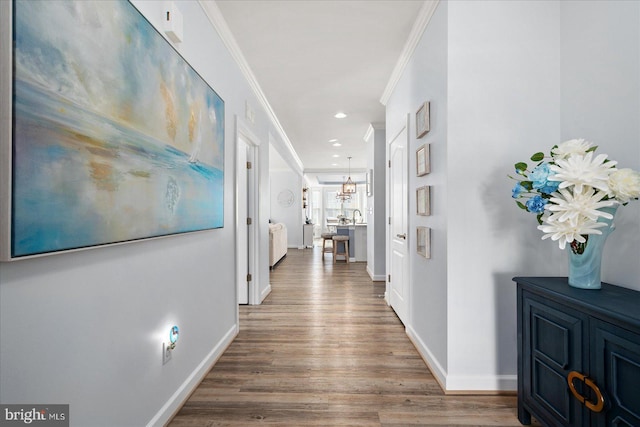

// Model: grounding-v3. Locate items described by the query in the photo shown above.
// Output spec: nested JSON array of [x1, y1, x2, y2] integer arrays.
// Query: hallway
[[169, 248, 527, 426]]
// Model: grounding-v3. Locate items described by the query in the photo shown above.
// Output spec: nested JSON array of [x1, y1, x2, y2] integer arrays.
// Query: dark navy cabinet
[[515, 277, 640, 427]]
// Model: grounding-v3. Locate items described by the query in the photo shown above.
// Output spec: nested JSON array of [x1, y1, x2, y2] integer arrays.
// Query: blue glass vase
[[567, 206, 618, 290]]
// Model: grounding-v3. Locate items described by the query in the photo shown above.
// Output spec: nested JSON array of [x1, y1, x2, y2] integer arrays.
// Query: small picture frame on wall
[[417, 185, 431, 216], [417, 226, 430, 258], [416, 144, 430, 176], [416, 101, 430, 138]]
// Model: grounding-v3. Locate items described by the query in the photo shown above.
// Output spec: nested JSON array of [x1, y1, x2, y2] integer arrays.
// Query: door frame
[[235, 116, 261, 305], [386, 115, 411, 325]]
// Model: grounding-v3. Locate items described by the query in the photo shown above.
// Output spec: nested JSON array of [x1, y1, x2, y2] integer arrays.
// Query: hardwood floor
[[169, 248, 532, 426]]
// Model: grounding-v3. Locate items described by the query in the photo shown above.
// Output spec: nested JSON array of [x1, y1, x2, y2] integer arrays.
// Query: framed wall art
[[417, 226, 431, 258], [416, 101, 430, 138], [416, 144, 430, 176], [1, 1, 225, 260], [417, 186, 431, 216]]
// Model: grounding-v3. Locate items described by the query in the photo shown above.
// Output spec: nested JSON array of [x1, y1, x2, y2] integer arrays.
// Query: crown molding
[[379, 0, 440, 106], [199, 0, 304, 172], [363, 122, 385, 142]]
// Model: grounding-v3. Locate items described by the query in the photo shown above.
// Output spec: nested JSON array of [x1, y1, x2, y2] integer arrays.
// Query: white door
[[237, 137, 249, 304], [388, 123, 409, 325], [236, 137, 255, 304]]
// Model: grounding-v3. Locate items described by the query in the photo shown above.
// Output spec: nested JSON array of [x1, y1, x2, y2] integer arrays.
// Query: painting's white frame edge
[[0, 1, 13, 261]]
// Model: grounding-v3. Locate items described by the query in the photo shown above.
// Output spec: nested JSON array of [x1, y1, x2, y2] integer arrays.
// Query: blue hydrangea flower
[[537, 180, 560, 195], [526, 195, 548, 213], [530, 163, 559, 194], [512, 183, 526, 198]]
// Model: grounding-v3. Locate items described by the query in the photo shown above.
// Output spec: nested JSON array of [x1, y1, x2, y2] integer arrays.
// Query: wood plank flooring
[[169, 248, 532, 426]]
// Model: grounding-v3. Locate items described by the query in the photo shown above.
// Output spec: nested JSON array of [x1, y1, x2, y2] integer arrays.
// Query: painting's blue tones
[[12, 0, 225, 257]]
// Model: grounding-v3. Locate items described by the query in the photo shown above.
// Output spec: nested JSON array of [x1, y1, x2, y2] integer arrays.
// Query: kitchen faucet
[[352, 209, 362, 224]]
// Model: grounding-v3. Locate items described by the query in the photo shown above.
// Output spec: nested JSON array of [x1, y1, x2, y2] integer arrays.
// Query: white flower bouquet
[[510, 139, 640, 254]]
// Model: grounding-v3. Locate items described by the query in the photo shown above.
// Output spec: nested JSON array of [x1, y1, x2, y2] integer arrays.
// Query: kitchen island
[[335, 224, 367, 262]]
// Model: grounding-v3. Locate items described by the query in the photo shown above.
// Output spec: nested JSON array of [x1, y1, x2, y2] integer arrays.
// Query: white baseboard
[[260, 284, 272, 303], [366, 265, 386, 282], [147, 324, 238, 427], [406, 325, 517, 393], [406, 325, 448, 391], [445, 374, 517, 392]]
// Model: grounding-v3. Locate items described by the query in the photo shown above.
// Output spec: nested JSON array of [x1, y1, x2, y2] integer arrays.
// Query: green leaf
[[530, 152, 544, 162], [516, 201, 527, 210], [515, 162, 527, 172], [536, 213, 544, 225], [587, 145, 598, 153], [521, 181, 533, 191]]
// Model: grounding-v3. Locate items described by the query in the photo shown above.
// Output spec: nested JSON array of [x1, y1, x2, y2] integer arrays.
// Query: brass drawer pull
[[567, 371, 605, 413]]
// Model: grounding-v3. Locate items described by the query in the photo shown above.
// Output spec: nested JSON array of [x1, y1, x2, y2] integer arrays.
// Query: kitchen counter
[[335, 224, 367, 262]]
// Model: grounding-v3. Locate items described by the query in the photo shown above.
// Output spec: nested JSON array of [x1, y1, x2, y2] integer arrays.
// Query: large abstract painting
[[1, 0, 225, 260]]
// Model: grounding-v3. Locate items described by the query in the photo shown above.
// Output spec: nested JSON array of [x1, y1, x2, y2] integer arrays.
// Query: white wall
[[0, 1, 282, 425], [365, 124, 387, 281], [269, 169, 303, 248], [386, 0, 640, 392], [560, 0, 640, 287], [386, 0, 450, 383], [446, 0, 562, 391]]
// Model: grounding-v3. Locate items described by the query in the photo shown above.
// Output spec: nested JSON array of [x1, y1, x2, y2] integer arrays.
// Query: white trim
[[199, 1, 304, 173], [236, 116, 262, 306], [379, 0, 440, 106], [445, 374, 518, 393], [146, 324, 238, 427], [260, 283, 272, 303], [406, 325, 447, 392], [406, 326, 517, 392], [362, 122, 385, 143], [366, 265, 386, 282]]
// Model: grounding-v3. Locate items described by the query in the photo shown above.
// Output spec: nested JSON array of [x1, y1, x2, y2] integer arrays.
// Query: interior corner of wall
[[405, 325, 447, 392]]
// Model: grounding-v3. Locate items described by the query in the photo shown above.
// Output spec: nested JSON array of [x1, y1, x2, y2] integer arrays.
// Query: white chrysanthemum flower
[[538, 216, 607, 250], [546, 187, 616, 224], [551, 139, 594, 160], [548, 151, 617, 193], [608, 168, 640, 203]]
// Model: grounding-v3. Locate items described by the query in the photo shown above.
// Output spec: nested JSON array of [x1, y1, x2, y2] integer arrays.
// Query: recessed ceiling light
[[332, 154, 340, 158], [329, 139, 338, 142], [334, 112, 347, 119], [332, 142, 342, 147], [331, 163, 338, 166]]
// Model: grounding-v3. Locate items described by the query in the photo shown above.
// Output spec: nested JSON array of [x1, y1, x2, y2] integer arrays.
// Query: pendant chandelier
[[335, 188, 351, 202], [342, 156, 356, 194]]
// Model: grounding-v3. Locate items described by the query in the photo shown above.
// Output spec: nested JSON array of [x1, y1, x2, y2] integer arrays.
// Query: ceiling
[[215, 0, 425, 177]]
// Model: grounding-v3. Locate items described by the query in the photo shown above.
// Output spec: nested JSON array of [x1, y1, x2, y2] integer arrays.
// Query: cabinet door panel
[[591, 320, 640, 427], [523, 294, 586, 426], [533, 358, 573, 422]]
